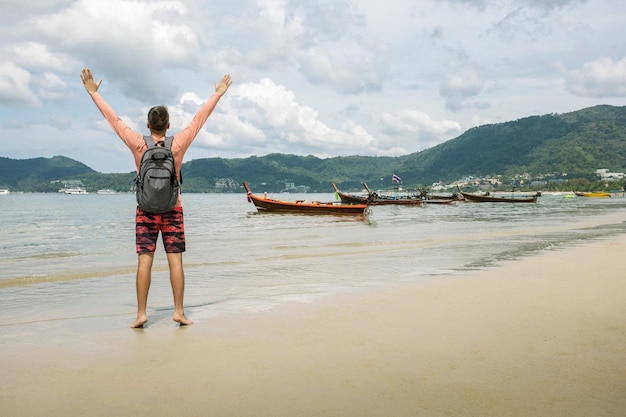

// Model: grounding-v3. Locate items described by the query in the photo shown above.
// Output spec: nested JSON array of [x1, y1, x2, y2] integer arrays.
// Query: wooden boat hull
[[457, 186, 539, 203], [367, 198, 423, 206], [422, 199, 456, 205], [244, 182, 368, 215]]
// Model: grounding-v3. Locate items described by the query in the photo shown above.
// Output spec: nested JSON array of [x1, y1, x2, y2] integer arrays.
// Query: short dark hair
[[147, 105, 169, 131]]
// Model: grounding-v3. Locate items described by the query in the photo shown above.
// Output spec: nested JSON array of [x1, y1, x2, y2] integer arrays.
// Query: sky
[[1, 0, 625, 173]]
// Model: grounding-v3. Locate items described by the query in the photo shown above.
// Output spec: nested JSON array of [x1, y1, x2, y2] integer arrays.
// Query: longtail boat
[[332, 183, 422, 205], [331, 183, 370, 205], [574, 191, 611, 198], [332, 183, 454, 205], [457, 186, 540, 203], [361, 182, 424, 205], [244, 182, 369, 215]]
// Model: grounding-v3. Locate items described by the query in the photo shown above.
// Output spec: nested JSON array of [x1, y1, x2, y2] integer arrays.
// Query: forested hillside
[[399, 105, 626, 184], [0, 156, 96, 191], [182, 154, 400, 191], [1, 105, 625, 192]]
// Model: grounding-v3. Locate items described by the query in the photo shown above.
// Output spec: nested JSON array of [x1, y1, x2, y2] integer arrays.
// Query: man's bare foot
[[130, 314, 148, 329], [173, 312, 193, 326]]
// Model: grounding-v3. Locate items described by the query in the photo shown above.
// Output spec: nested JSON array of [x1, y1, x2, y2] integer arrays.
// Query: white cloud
[[377, 110, 461, 136], [563, 56, 626, 98], [36, 72, 67, 100], [296, 38, 389, 94], [439, 70, 486, 112], [375, 109, 462, 152], [0, 62, 40, 106], [34, 0, 199, 102], [211, 78, 379, 156], [8, 42, 78, 73]]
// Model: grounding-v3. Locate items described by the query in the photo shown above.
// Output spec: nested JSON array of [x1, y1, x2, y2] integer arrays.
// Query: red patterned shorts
[[135, 207, 186, 253]]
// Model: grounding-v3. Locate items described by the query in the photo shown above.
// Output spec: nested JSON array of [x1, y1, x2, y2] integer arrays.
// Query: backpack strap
[[143, 135, 174, 149]]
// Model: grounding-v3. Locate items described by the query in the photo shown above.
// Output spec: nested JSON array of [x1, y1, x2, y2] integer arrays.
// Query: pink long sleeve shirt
[[89, 92, 223, 207]]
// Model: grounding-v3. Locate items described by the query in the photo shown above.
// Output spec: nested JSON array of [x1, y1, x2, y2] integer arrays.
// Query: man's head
[[147, 105, 170, 132]]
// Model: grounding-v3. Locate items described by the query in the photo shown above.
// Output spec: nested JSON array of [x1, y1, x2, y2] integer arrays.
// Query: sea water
[[1, 192, 625, 342]]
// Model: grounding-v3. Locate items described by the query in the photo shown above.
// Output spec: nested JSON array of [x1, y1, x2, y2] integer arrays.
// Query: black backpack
[[135, 136, 180, 213]]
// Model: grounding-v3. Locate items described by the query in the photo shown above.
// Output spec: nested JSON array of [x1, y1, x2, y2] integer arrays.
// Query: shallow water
[[1, 191, 625, 342]]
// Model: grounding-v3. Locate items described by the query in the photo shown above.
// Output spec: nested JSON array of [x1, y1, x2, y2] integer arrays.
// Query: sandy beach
[[2, 235, 626, 417]]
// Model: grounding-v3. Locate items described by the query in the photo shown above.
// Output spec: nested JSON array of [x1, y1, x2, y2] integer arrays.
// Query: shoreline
[[2, 235, 626, 416]]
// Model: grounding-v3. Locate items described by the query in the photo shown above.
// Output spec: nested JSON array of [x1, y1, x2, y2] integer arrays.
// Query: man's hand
[[215, 74, 232, 97], [80, 68, 102, 95]]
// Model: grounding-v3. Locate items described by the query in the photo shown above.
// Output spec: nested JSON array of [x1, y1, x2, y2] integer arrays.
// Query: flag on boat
[[392, 173, 402, 183]]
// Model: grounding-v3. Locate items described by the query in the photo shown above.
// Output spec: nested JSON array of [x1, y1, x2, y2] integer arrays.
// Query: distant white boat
[[97, 189, 116, 195], [60, 187, 88, 195], [0, 188, 9, 195]]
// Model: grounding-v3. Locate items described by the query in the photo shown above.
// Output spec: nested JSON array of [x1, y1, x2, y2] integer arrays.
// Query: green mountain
[[0, 155, 96, 192], [399, 104, 626, 183], [2, 105, 625, 192]]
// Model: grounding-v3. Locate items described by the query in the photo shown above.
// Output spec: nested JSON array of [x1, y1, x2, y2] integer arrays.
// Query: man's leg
[[166, 252, 193, 325], [130, 252, 154, 328]]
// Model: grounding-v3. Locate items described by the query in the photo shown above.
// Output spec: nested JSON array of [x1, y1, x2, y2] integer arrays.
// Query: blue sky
[[1, 0, 624, 173]]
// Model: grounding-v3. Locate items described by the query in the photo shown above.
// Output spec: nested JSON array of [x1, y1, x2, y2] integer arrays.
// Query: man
[[81, 68, 232, 328]]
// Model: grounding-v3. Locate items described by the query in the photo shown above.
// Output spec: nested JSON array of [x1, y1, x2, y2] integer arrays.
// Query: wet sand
[[2, 235, 626, 417]]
